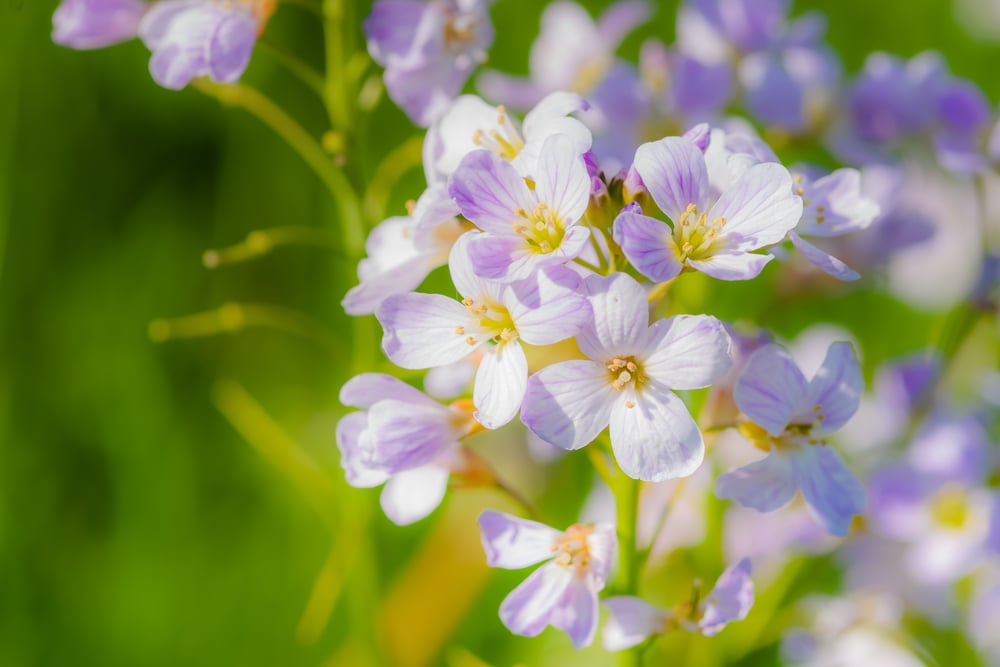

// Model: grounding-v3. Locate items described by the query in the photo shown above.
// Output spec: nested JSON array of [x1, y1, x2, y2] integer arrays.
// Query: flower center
[[739, 405, 827, 452], [607, 356, 646, 392], [472, 106, 526, 162], [457, 297, 518, 346], [674, 203, 726, 262], [929, 484, 970, 530], [551, 523, 595, 573], [512, 202, 566, 254]]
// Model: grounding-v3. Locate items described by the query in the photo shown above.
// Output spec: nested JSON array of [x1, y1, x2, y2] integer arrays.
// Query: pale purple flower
[[52, 0, 146, 49], [478, 510, 615, 648], [740, 45, 840, 133], [337, 373, 482, 525], [342, 185, 466, 316], [520, 273, 732, 482], [676, 0, 790, 61], [449, 134, 593, 282], [639, 40, 733, 122], [613, 134, 802, 282], [423, 92, 592, 185], [138, 0, 270, 90], [376, 234, 590, 429], [715, 342, 866, 537], [787, 168, 880, 282], [365, 0, 494, 127], [603, 559, 754, 650]]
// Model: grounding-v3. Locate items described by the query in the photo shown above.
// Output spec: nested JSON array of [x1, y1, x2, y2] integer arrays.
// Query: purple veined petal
[[715, 452, 798, 512], [533, 134, 591, 226], [521, 360, 617, 450], [734, 344, 808, 436], [336, 411, 390, 488], [447, 232, 504, 303], [463, 231, 532, 281], [642, 314, 733, 390], [686, 250, 774, 281], [380, 464, 451, 526], [549, 579, 600, 649], [342, 254, 437, 315], [207, 8, 258, 84], [146, 4, 230, 90], [682, 123, 713, 152], [339, 372, 437, 409], [576, 273, 650, 360], [795, 341, 862, 434], [633, 137, 710, 222], [377, 292, 482, 369], [478, 510, 562, 569], [797, 169, 880, 237], [603, 596, 666, 651], [789, 444, 866, 537], [473, 342, 528, 430], [584, 523, 617, 586], [363, 399, 457, 472], [609, 385, 703, 482], [711, 162, 802, 251], [699, 558, 754, 636], [596, 0, 651, 49], [52, 0, 146, 49], [788, 232, 860, 282], [499, 562, 575, 638], [612, 209, 684, 283], [506, 268, 590, 346], [449, 150, 535, 235]]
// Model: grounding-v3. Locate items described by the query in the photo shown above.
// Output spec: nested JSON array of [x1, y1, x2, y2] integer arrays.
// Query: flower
[[613, 133, 802, 282], [337, 373, 483, 525], [376, 234, 591, 429], [520, 272, 732, 482], [715, 342, 866, 537], [478, 510, 615, 648], [52, 0, 146, 50], [341, 185, 467, 316], [603, 558, 754, 650], [138, 0, 275, 90], [365, 0, 494, 127], [449, 133, 593, 282]]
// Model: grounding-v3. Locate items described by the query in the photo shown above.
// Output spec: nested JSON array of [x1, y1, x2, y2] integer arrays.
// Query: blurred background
[[2, 0, 1000, 665]]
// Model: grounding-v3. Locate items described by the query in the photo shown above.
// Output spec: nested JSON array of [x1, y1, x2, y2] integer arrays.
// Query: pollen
[[454, 325, 465, 335], [471, 105, 526, 161], [607, 357, 645, 390], [513, 201, 567, 255], [551, 524, 596, 574], [674, 204, 726, 263]]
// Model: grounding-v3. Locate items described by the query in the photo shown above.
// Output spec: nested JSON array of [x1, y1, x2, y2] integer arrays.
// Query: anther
[[455, 325, 465, 335], [466, 336, 478, 345]]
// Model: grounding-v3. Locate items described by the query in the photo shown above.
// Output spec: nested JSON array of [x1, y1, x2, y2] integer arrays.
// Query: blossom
[[376, 234, 590, 429], [337, 373, 483, 525], [449, 134, 593, 282], [342, 185, 466, 316], [138, 0, 274, 90], [603, 558, 754, 650], [715, 342, 866, 536], [423, 92, 592, 185], [365, 0, 494, 127], [613, 134, 802, 282], [478, 510, 615, 648], [52, 0, 146, 49], [520, 273, 732, 482], [787, 168, 880, 281]]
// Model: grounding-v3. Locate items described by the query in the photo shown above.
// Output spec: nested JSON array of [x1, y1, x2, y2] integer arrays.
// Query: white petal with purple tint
[[478, 510, 561, 569], [521, 360, 617, 450], [613, 209, 684, 283], [788, 232, 860, 281], [734, 345, 808, 436], [710, 163, 801, 250], [715, 453, 798, 512], [790, 444, 865, 537], [603, 596, 666, 650], [643, 315, 732, 390], [633, 136, 710, 222], [380, 464, 450, 526], [609, 386, 704, 482], [473, 342, 528, 429], [378, 293, 482, 369]]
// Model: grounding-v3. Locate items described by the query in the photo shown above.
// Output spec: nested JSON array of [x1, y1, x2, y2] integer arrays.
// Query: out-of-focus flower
[[614, 134, 802, 281], [423, 92, 592, 184], [603, 558, 754, 650], [342, 185, 466, 316], [377, 235, 591, 429], [449, 134, 592, 282], [337, 373, 484, 525], [521, 273, 732, 482], [716, 342, 866, 536], [365, 0, 494, 127], [52, 0, 146, 49], [478, 510, 615, 648], [138, 0, 275, 90]]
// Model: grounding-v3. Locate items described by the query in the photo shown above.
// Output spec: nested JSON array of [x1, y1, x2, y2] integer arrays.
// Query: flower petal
[[521, 360, 616, 450], [478, 510, 561, 569], [603, 596, 666, 651], [633, 136, 710, 222], [377, 293, 481, 369], [380, 464, 450, 525], [642, 314, 732, 390], [449, 149, 535, 235], [686, 250, 774, 281], [506, 267, 590, 346], [715, 453, 798, 512], [788, 232, 860, 282], [734, 344, 808, 436], [612, 208, 684, 283], [790, 444, 866, 537], [206, 9, 257, 83], [576, 273, 650, 360], [711, 162, 801, 250], [499, 562, 574, 638], [336, 411, 390, 488], [549, 579, 600, 649], [364, 399, 456, 473], [339, 372, 436, 409], [533, 134, 590, 225], [699, 558, 754, 636], [796, 341, 862, 433], [473, 342, 528, 429], [609, 386, 704, 482]]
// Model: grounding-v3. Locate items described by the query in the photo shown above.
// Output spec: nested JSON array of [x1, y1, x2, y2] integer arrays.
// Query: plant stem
[[612, 472, 643, 667]]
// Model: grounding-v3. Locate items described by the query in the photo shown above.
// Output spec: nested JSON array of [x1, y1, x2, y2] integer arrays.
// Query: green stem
[[256, 38, 326, 99], [323, 0, 352, 131], [612, 473, 643, 667], [193, 80, 364, 258]]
